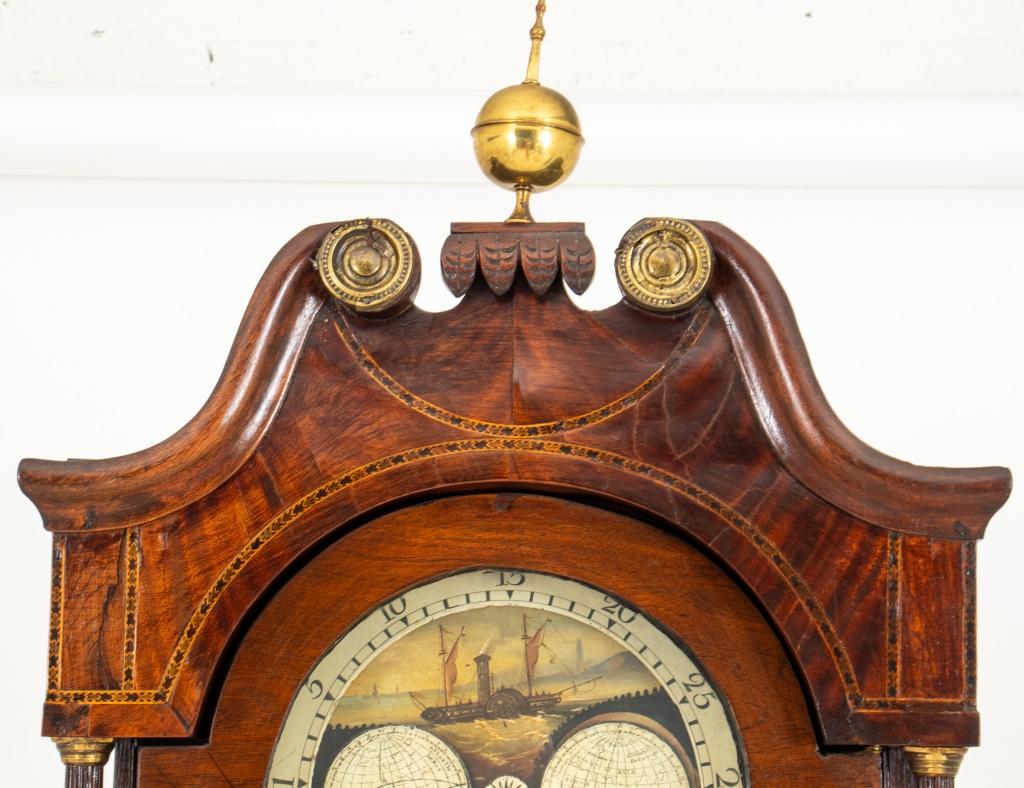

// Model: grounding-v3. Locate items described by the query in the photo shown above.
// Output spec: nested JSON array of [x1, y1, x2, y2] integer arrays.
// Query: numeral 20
[[601, 595, 637, 623]]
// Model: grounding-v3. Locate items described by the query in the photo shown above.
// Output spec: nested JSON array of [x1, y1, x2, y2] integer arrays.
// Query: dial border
[[264, 567, 749, 788]]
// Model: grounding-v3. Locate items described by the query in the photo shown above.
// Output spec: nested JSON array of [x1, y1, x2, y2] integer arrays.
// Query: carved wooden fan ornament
[[19, 3, 1010, 787]]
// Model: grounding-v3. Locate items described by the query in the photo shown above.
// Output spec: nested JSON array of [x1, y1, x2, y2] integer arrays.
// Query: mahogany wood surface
[[18, 218, 1010, 771], [450, 222, 585, 233], [138, 494, 883, 787], [442, 222, 595, 296], [19, 221, 1008, 536], [703, 222, 1010, 539], [19, 223, 332, 532]]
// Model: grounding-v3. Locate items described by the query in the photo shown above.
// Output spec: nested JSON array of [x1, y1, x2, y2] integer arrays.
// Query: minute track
[[266, 569, 747, 788]]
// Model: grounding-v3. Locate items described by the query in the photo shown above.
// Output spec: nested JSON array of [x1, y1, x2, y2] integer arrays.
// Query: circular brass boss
[[615, 218, 714, 312], [317, 219, 419, 313]]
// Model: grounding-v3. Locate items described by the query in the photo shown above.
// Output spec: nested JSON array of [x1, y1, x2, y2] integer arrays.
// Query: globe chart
[[325, 725, 469, 788], [540, 722, 690, 788]]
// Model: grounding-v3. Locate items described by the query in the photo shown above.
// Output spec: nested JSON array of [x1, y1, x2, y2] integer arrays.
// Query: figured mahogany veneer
[[20, 223, 332, 533], [18, 219, 1010, 776], [706, 226, 1009, 538], [137, 495, 883, 786]]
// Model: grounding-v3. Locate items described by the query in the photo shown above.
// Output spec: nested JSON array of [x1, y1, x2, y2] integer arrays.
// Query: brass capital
[[52, 737, 114, 767], [904, 746, 968, 778]]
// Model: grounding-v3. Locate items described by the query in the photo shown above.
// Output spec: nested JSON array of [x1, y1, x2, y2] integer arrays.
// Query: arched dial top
[[266, 569, 747, 788]]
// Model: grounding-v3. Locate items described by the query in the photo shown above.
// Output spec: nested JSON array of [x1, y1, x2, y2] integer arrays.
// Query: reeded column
[[52, 738, 114, 788], [113, 740, 138, 788], [904, 746, 968, 788]]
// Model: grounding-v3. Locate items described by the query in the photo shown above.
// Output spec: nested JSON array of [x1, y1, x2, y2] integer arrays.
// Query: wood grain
[[442, 222, 596, 297], [702, 221, 1010, 538], [137, 495, 884, 787], [18, 218, 1009, 783], [113, 740, 138, 788], [19, 223, 332, 532]]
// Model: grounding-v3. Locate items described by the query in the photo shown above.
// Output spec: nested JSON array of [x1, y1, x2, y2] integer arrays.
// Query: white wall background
[[1, 1, 1021, 785]]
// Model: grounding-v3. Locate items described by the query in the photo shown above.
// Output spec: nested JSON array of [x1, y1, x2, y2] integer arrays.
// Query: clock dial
[[266, 569, 747, 788]]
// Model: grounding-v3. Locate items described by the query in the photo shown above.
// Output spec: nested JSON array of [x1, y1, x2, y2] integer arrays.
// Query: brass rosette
[[317, 219, 420, 313], [615, 218, 714, 312]]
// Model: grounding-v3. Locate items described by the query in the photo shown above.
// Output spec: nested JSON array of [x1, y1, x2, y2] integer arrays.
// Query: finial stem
[[507, 186, 535, 223], [524, 1, 547, 84]]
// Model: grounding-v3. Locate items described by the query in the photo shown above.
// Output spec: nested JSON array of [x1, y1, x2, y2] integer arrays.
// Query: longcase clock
[[18, 4, 1011, 787]]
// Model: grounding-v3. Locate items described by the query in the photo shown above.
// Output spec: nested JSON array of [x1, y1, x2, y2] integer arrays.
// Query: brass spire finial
[[524, 1, 547, 84], [471, 1, 583, 223]]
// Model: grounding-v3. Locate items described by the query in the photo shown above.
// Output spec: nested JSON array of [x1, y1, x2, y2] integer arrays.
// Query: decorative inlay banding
[[48, 537, 65, 692], [963, 541, 977, 698], [886, 532, 902, 697], [334, 303, 711, 437], [46, 436, 863, 710], [122, 528, 140, 690]]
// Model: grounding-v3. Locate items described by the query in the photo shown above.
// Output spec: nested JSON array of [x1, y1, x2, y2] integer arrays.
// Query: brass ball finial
[[471, 1, 584, 223]]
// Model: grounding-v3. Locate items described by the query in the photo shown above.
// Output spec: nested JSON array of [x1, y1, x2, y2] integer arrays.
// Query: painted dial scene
[[266, 570, 747, 788]]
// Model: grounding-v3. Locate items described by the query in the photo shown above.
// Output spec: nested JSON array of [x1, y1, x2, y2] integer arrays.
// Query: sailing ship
[[413, 616, 572, 724]]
